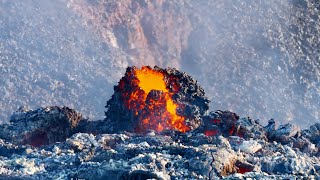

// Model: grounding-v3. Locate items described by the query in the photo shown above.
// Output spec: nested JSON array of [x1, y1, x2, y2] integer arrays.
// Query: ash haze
[[0, 0, 319, 128]]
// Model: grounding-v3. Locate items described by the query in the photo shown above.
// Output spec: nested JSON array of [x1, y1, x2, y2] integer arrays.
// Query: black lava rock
[[0, 106, 84, 147]]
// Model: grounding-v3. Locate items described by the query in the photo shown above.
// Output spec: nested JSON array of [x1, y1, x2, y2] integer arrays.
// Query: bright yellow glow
[[135, 66, 168, 94], [132, 66, 190, 133]]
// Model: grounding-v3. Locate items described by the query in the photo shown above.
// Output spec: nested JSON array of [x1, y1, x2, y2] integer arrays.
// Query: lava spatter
[[125, 66, 190, 133], [105, 66, 209, 133]]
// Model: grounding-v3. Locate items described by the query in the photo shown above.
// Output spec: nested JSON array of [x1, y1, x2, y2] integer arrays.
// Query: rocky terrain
[[0, 107, 319, 179], [0, 67, 319, 179], [1, 0, 319, 128]]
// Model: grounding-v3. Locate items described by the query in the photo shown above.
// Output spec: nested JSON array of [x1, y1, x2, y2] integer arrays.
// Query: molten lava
[[122, 66, 190, 133], [204, 130, 219, 136]]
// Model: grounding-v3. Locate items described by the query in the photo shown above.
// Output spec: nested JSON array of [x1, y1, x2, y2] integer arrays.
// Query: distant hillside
[[1, 0, 319, 128]]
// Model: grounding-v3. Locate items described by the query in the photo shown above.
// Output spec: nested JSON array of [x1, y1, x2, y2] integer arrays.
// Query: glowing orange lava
[[124, 66, 190, 133]]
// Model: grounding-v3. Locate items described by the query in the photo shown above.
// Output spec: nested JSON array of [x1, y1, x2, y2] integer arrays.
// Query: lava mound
[[0, 106, 83, 147], [105, 66, 209, 133]]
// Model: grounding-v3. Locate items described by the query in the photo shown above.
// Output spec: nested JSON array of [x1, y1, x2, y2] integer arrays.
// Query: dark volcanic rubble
[[0, 110, 319, 179], [0, 106, 83, 147], [0, 66, 319, 179], [0, 119, 319, 179]]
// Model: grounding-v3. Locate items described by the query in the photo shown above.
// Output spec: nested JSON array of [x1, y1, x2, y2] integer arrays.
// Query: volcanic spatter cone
[[0, 66, 320, 179], [105, 66, 209, 133]]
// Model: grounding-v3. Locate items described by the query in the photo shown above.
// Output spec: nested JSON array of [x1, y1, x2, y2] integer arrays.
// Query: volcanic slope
[[1, 0, 319, 129]]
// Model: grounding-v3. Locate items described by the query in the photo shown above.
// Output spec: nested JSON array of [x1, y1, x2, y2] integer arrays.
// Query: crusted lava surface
[[0, 106, 83, 147]]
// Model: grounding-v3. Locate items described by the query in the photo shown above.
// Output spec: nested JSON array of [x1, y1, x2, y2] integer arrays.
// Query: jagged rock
[[201, 111, 267, 140], [210, 148, 240, 176], [268, 123, 301, 144], [1, 131, 318, 179], [239, 140, 262, 154], [75, 119, 113, 135], [0, 139, 26, 157], [201, 110, 240, 137], [216, 111, 240, 137], [264, 119, 276, 134], [235, 117, 268, 140], [299, 123, 320, 155], [0, 106, 84, 147], [260, 145, 319, 175], [228, 136, 243, 150], [201, 110, 319, 156], [292, 136, 317, 155], [309, 123, 320, 145]]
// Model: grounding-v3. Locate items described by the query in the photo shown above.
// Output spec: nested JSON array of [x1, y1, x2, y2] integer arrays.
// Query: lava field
[[0, 66, 319, 179]]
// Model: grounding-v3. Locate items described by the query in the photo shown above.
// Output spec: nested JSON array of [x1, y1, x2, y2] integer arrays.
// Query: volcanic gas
[[105, 66, 209, 133]]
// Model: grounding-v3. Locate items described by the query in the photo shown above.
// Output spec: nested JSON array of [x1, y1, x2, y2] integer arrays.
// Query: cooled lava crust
[[105, 66, 209, 133]]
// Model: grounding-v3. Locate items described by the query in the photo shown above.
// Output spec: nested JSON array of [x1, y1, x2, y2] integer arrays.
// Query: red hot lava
[[119, 66, 190, 133]]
